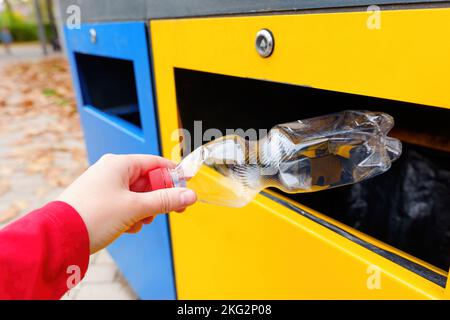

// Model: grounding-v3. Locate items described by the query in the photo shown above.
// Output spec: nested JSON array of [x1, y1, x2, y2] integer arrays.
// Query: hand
[[57, 154, 197, 254]]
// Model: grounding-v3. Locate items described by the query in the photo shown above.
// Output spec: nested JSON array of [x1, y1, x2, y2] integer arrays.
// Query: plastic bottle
[[148, 110, 402, 208]]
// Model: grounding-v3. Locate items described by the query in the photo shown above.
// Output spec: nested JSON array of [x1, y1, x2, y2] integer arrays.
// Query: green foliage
[[0, 7, 56, 42], [10, 25, 39, 42], [0, 9, 33, 41], [42, 88, 57, 97]]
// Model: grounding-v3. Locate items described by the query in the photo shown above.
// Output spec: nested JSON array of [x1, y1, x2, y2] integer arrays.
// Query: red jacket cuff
[[0, 201, 90, 299], [45, 201, 91, 282]]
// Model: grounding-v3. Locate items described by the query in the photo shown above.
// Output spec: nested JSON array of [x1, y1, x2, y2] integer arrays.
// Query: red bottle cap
[[148, 167, 174, 191]]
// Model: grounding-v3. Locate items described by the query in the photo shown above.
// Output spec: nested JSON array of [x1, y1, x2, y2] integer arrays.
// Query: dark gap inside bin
[[74, 53, 142, 129], [174, 68, 450, 271]]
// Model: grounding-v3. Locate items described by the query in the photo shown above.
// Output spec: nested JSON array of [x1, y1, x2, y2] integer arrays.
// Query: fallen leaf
[[0, 200, 29, 224], [0, 57, 85, 219], [0, 181, 11, 196], [0, 206, 20, 224], [35, 185, 51, 199]]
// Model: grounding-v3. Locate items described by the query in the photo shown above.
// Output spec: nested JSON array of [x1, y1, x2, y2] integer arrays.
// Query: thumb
[[133, 187, 197, 217]]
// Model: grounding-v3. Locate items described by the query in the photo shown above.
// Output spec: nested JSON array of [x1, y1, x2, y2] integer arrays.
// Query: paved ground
[[0, 43, 137, 300], [62, 250, 137, 300], [0, 43, 51, 65]]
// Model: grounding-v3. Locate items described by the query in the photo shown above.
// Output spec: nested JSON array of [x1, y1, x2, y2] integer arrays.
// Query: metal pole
[[33, 0, 48, 55], [46, 0, 60, 51]]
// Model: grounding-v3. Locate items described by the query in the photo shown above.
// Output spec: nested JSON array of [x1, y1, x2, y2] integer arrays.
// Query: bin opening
[[74, 53, 142, 129], [174, 68, 450, 271]]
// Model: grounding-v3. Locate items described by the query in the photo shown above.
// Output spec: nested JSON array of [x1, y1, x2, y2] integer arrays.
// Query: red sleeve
[[0, 201, 90, 300]]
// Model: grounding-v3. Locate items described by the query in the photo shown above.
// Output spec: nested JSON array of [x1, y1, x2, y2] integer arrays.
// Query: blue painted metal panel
[[64, 22, 176, 300]]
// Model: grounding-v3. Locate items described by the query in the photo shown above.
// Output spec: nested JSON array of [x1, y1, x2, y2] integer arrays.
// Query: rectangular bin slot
[[174, 68, 450, 271], [75, 53, 142, 129]]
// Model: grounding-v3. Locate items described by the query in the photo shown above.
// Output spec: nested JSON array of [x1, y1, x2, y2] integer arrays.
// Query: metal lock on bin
[[89, 28, 97, 43], [255, 29, 274, 58]]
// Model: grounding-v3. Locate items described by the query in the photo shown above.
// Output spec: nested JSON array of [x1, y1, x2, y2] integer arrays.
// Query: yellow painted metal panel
[[152, 8, 450, 110], [170, 191, 444, 299], [150, 8, 449, 299]]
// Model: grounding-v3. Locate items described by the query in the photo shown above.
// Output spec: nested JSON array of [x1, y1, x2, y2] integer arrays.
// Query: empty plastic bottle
[[148, 110, 402, 207]]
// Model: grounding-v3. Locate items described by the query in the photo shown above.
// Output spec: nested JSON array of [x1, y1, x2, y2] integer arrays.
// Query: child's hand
[[57, 154, 197, 254]]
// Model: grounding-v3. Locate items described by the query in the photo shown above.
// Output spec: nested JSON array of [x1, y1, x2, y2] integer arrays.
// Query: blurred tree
[[1, 0, 14, 26], [0, 0, 38, 41], [45, 0, 59, 51], [0, 0, 60, 47]]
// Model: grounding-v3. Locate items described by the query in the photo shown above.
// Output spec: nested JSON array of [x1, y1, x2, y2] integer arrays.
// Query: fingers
[[126, 221, 143, 234], [132, 188, 197, 218], [125, 154, 176, 173], [123, 154, 177, 186], [98, 154, 175, 172], [142, 216, 154, 224], [126, 217, 154, 235], [130, 175, 150, 192]]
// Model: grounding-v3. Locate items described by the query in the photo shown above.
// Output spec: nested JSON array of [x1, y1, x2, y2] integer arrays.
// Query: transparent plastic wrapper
[[157, 110, 402, 207]]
